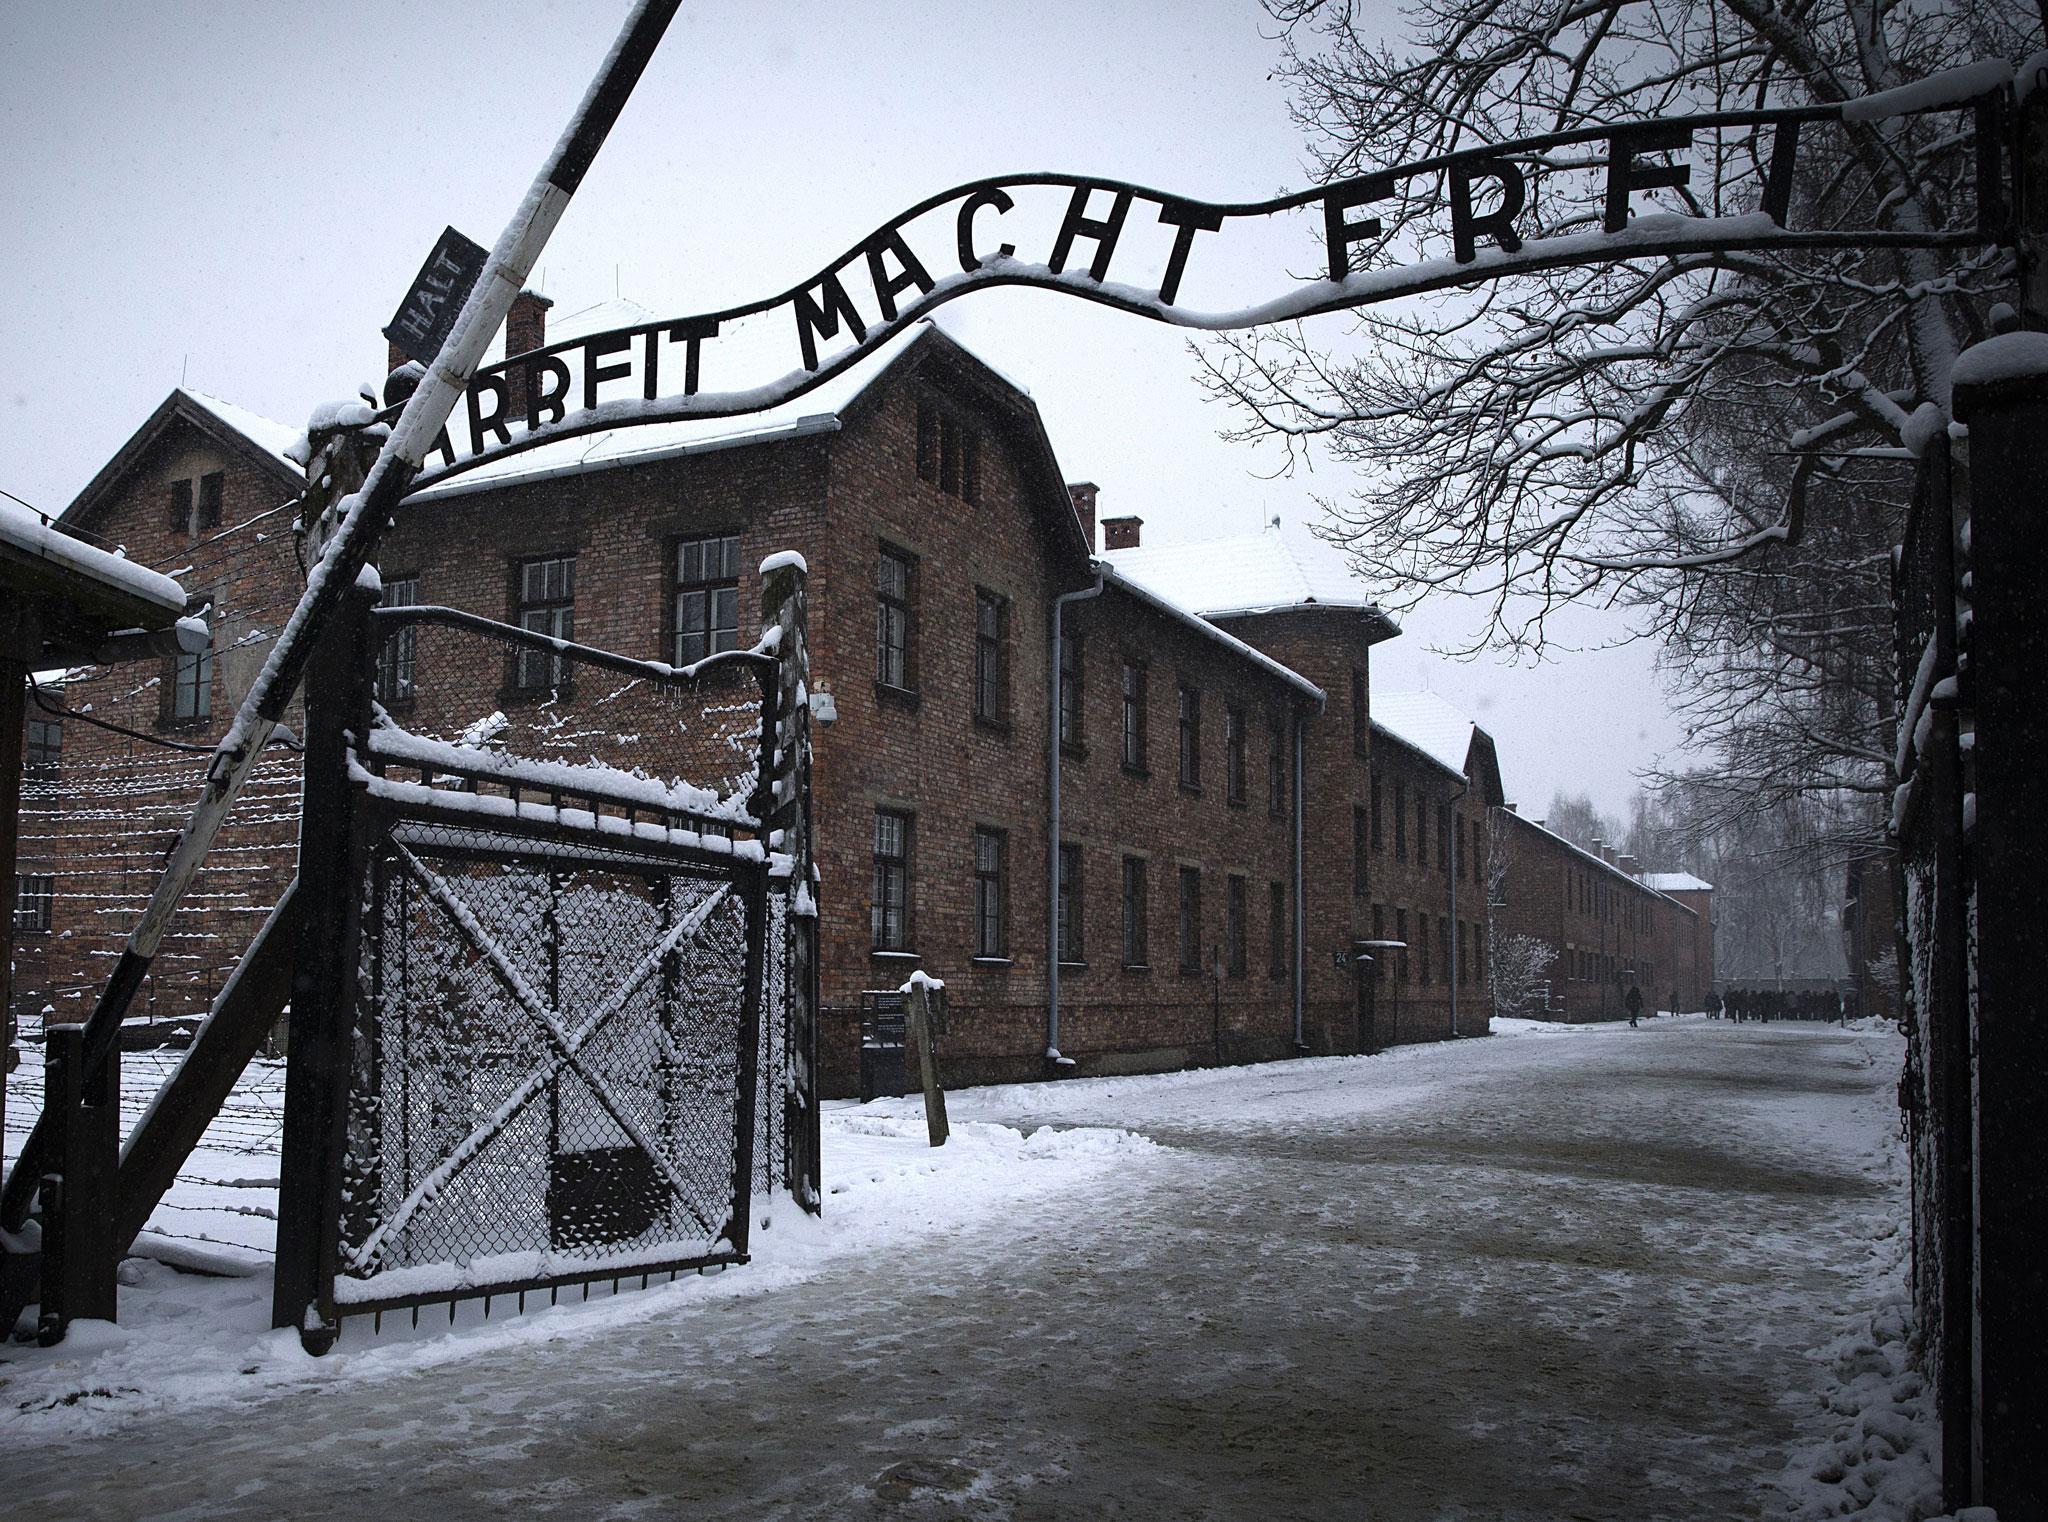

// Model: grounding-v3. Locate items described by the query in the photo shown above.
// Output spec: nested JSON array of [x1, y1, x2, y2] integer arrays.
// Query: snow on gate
[[270, 567, 815, 1350]]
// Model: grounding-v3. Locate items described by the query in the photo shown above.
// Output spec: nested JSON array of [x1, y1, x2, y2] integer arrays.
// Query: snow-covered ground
[[0, 1018, 1953, 1520]]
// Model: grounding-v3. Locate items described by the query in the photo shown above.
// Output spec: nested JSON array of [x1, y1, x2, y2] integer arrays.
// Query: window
[[1393, 780, 1407, 861], [974, 827, 1006, 959], [1416, 794, 1429, 868], [1352, 805, 1369, 895], [197, 471, 223, 532], [876, 544, 915, 690], [1458, 923, 1469, 984], [1371, 772, 1383, 852], [1121, 660, 1147, 772], [514, 554, 575, 690], [974, 588, 1008, 722], [916, 403, 938, 482], [1455, 816, 1466, 881], [14, 874, 53, 933], [1268, 882, 1287, 979], [1057, 842, 1083, 963], [1178, 866, 1202, 974], [1474, 933, 1486, 989], [871, 809, 912, 950], [1372, 904, 1386, 983], [1177, 683, 1201, 790], [1058, 632, 1083, 749], [1440, 915, 1451, 984], [1395, 909, 1409, 982], [1225, 705, 1246, 805], [25, 716, 60, 779], [376, 576, 418, 705], [1225, 876, 1246, 977], [674, 533, 740, 666], [1121, 856, 1148, 967], [1438, 804, 1451, 875], [940, 415, 962, 495], [169, 479, 193, 534], [169, 607, 214, 722], [1419, 914, 1431, 985], [918, 404, 982, 504], [1268, 718, 1287, 816], [1351, 668, 1368, 757]]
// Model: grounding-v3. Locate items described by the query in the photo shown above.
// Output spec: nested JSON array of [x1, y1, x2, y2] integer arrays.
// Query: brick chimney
[[1102, 515, 1143, 551], [503, 290, 553, 417], [506, 289, 552, 358], [1620, 853, 1639, 877], [1068, 482, 1099, 551]]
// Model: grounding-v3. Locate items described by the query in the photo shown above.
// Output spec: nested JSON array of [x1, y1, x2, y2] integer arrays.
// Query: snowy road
[[0, 1020, 1903, 1521]]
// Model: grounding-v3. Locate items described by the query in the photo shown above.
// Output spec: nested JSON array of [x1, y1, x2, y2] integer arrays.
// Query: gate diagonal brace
[[348, 847, 734, 1273]]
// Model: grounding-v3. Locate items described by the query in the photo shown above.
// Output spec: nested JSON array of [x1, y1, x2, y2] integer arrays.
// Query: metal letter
[[1449, 158, 1526, 263], [1322, 176, 1394, 280], [1049, 183, 1134, 281], [864, 227, 936, 322], [1603, 126, 1693, 234], [792, 271, 868, 371], [1156, 200, 1225, 305], [956, 187, 1017, 272]]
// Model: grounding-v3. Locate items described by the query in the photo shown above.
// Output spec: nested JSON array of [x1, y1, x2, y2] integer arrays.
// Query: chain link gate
[[273, 569, 814, 1352]]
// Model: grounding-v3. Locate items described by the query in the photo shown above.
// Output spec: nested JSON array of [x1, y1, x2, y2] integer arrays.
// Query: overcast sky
[[1, 0, 1692, 820]]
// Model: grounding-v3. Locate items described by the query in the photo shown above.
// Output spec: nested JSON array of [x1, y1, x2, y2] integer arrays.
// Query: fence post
[[272, 577, 376, 1351], [903, 975, 949, 1147], [1950, 339, 2048, 1517], [758, 553, 820, 1212], [35, 1023, 120, 1343]]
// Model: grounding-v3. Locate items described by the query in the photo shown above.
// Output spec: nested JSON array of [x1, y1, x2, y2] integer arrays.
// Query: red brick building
[[1489, 809, 1710, 1020], [15, 389, 307, 1031], [19, 298, 1706, 1090]]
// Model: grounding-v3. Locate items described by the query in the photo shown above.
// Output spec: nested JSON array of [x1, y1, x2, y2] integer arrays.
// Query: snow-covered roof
[[0, 496, 188, 614], [176, 388, 304, 474], [1639, 871, 1713, 893], [1093, 561, 1324, 705], [1098, 522, 1392, 622], [1372, 691, 1478, 779], [408, 321, 943, 503]]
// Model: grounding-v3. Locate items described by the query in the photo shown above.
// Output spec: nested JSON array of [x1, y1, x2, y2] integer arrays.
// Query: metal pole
[[0, 0, 682, 1234], [1046, 576, 1102, 1063]]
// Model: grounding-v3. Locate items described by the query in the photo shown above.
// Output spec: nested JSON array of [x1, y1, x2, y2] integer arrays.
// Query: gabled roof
[[1092, 561, 1325, 706], [1498, 808, 1696, 914], [1099, 522, 1396, 628], [1640, 871, 1713, 893], [61, 388, 303, 532], [1372, 691, 1477, 777], [406, 320, 1091, 565], [1369, 691, 1507, 804]]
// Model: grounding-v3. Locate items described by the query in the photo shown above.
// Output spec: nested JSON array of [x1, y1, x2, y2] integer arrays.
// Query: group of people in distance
[[1706, 987, 1846, 1023]]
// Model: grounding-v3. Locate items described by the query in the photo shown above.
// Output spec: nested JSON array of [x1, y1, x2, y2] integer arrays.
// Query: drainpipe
[[1292, 710, 1307, 1052], [1047, 572, 1105, 1062], [1448, 778, 1468, 1037]]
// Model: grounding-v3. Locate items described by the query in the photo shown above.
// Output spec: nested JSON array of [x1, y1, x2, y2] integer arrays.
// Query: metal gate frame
[[273, 577, 797, 1351]]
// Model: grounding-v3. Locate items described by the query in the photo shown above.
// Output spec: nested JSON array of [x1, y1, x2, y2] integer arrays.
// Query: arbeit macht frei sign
[[400, 65, 2008, 490]]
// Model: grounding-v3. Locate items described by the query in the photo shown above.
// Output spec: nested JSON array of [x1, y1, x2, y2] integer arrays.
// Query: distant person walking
[[1626, 984, 1643, 1028]]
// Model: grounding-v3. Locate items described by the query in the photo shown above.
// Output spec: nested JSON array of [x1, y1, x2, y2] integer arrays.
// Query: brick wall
[[1491, 810, 1703, 1021], [18, 414, 305, 1029]]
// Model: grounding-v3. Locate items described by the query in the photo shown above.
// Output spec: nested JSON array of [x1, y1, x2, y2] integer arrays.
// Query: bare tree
[[1542, 790, 1626, 853], [1490, 933, 1559, 1018], [1204, 0, 2029, 643]]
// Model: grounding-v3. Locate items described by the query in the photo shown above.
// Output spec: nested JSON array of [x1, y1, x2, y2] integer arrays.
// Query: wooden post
[[271, 580, 376, 1351], [36, 1023, 119, 1342], [758, 553, 820, 1210], [902, 974, 948, 1148], [0, 646, 27, 1159]]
